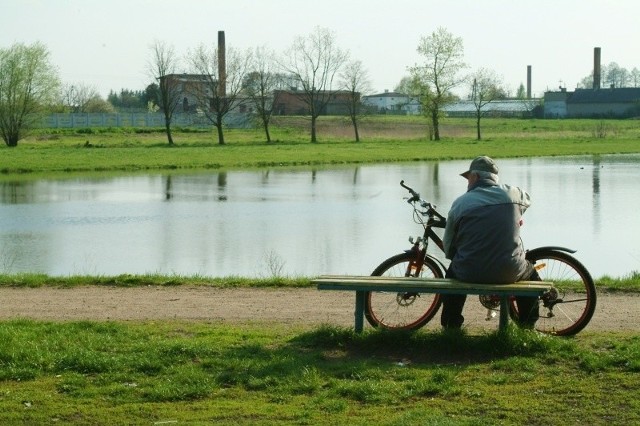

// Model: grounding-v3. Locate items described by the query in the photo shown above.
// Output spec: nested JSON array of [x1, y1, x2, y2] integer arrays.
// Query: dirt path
[[0, 286, 637, 332]]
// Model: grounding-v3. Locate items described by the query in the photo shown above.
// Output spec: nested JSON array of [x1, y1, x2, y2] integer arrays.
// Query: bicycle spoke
[[516, 249, 596, 336], [365, 253, 443, 330]]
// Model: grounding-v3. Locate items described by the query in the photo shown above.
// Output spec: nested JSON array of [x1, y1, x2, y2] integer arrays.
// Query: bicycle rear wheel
[[511, 248, 597, 336], [364, 252, 444, 330]]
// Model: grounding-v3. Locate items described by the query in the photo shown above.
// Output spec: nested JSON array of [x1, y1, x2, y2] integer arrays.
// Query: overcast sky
[[3, 0, 639, 98]]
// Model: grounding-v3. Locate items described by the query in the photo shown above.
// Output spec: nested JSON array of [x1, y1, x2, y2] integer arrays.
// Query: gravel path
[[1, 286, 637, 332]]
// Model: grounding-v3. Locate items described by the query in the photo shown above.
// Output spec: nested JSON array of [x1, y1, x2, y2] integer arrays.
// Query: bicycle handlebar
[[400, 180, 447, 224], [400, 180, 418, 196]]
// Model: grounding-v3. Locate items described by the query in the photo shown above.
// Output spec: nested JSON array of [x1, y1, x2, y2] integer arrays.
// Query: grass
[[1, 272, 639, 292], [0, 321, 638, 424], [1, 116, 639, 176], [0, 273, 311, 289]]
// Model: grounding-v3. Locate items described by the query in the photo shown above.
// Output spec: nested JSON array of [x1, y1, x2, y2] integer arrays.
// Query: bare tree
[[149, 40, 181, 145], [244, 46, 281, 143], [0, 42, 60, 147], [281, 26, 349, 143], [410, 27, 467, 141], [469, 68, 503, 140], [61, 83, 102, 112], [340, 60, 371, 142], [579, 62, 640, 89], [188, 42, 251, 145], [606, 62, 625, 88], [631, 67, 640, 87]]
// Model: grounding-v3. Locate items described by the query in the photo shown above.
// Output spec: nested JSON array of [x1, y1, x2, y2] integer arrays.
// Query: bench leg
[[354, 290, 365, 333], [499, 296, 509, 332]]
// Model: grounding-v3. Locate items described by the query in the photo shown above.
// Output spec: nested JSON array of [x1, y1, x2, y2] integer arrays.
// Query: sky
[[2, 0, 639, 99]]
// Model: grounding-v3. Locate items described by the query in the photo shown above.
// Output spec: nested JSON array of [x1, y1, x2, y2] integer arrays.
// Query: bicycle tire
[[510, 248, 597, 336], [364, 252, 444, 330]]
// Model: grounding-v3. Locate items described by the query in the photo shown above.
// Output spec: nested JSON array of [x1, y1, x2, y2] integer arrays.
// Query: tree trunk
[[6, 133, 19, 147], [216, 124, 225, 145], [311, 116, 317, 143], [165, 122, 174, 145], [263, 121, 271, 143], [432, 111, 440, 141], [476, 116, 482, 140], [351, 117, 360, 142]]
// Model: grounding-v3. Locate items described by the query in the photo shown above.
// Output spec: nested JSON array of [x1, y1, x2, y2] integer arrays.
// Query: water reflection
[[592, 157, 601, 235], [0, 154, 638, 278]]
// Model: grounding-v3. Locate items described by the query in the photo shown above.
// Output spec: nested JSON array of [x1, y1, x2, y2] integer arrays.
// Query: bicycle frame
[[400, 180, 448, 277]]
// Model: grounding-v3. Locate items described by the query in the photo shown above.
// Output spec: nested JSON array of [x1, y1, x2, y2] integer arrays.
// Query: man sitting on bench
[[441, 156, 540, 329]]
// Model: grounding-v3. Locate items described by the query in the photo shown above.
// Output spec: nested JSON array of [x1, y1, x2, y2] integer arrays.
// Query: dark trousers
[[440, 267, 541, 329]]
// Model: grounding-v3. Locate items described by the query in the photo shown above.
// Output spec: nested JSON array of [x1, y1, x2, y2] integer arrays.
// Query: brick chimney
[[218, 31, 226, 97], [593, 47, 601, 90]]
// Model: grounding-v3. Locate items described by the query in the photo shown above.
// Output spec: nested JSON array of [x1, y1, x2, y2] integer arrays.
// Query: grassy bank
[[1, 116, 639, 175], [1, 272, 639, 291], [1, 321, 638, 424]]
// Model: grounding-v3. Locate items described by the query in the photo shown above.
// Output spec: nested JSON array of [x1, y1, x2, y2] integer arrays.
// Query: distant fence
[[39, 112, 253, 129]]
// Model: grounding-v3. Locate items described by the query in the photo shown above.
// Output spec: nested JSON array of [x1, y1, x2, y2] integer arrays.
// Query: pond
[[1, 154, 638, 279]]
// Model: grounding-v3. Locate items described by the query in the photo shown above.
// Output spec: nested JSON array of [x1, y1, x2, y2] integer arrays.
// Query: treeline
[[578, 63, 640, 89], [106, 85, 160, 112]]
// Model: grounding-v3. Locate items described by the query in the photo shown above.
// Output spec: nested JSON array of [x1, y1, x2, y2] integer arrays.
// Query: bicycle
[[364, 180, 597, 336]]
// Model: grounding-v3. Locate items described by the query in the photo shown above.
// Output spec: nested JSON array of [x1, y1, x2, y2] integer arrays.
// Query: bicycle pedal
[[485, 309, 497, 321]]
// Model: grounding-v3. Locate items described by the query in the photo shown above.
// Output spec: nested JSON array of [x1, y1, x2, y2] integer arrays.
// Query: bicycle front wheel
[[364, 252, 444, 330], [511, 248, 597, 336]]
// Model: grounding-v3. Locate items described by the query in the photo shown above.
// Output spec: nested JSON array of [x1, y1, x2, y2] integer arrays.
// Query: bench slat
[[314, 275, 553, 296]]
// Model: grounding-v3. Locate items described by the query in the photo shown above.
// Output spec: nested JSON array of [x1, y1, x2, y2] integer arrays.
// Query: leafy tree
[[339, 60, 371, 142], [107, 89, 148, 110], [244, 46, 281, 143], [149, 40, 181, 145], [188, 42, 251, 145], [468, 68, 503, 140], [0, 42, 60, 146], [516, 83, 526, 99], [144, 83, 160, 110], [404, 74, 436, 139], [410, 27, 467, 141], [390, 75, 421, 113], [106, 90, 119, 107], [83, 96, 115, 113], [280, 26, 349, 143], [394, 76, 415, 95]]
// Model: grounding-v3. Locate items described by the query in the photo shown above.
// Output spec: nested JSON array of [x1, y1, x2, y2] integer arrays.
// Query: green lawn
[[1, 321, 638, 424], [1, 116, 639, 176]]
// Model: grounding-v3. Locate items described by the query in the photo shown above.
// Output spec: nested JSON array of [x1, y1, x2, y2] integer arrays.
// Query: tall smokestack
[[526, 65, 532, 98], [218, 30, 226, 97], [593, 47, 601, 90]]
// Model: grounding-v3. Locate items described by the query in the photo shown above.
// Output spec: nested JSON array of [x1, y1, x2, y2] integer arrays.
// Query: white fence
[[40, 112, 253, 129]]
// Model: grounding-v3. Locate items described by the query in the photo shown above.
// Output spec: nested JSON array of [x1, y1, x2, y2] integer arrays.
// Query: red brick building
[[273, 89, 359, 115]]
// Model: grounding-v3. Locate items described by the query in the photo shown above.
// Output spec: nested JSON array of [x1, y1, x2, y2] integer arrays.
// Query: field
[[1, 116, 639, 175], [1, 116, 640, 424]]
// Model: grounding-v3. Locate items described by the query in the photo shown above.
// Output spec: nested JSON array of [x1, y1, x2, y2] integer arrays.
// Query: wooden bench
[[313, 275, 555, 333]]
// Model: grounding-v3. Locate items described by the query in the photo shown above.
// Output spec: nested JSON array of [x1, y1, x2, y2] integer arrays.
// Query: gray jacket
[[443, 177, 532, 283]]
